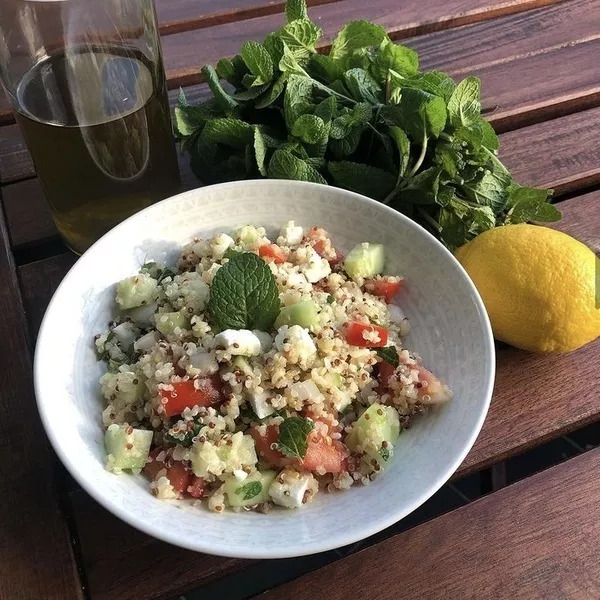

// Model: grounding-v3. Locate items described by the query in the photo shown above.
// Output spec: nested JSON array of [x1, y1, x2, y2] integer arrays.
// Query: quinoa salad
[[96, 222, 452, 512]]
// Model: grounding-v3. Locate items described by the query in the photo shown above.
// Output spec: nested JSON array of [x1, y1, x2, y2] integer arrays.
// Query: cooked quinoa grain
[[97, 222, 452, 512]]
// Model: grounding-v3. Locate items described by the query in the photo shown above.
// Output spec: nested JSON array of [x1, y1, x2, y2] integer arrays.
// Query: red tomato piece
[[343, 321, 389, 348], [187, 476, 206, 498], [313, 239, 343, 266], [365, 277, 404, 303], [259, 243, 287, 264], [300, 434, 348, 474], [250, 425, 289, 467], [144, 449, 192, 495], [160, 375, 224, 417]]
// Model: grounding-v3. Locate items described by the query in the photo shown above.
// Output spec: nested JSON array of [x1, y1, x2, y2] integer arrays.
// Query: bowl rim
[[34, 179, 495, 558]]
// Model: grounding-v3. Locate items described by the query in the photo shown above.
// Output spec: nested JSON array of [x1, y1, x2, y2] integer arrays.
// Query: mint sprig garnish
[[277, 417, 314, 459], [207, 252, 280, 331], [176, 0, 560, 250], [376, 346, 399, 367]]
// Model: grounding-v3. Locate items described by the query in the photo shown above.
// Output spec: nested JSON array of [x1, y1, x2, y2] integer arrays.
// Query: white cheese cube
[[252, 330, 273, 353], [277, 220, 304, 247], [246, 390, 275, 419], [210, 233, 235, 259], [301, 246, 331, 283], [275, 325, 317, 362], [214, 329, 262, 356], [269, 468, 317, 509]]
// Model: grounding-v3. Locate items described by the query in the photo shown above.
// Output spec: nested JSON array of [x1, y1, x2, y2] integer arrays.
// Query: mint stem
[[406, 133, 428, 179]]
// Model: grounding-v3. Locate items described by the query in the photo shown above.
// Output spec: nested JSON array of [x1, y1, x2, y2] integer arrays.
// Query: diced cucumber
[[116, 272, 158, 309], [191, 432, 258, 477], [223, 470, 276, 508], [155, 311, 189, 337], [345, 403, 400, 470], [232, 356, 254, 377], [328, 372, 343, 388], [344, 243, 385, 279], [104, 424, 153, 471], [127, 301, 158, 327], [275, 300, 320, 329], [233, 225, 260, 246]]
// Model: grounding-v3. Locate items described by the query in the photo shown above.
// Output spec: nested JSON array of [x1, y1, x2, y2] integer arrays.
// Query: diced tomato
[[144, 449, 192, 495], [343, 321, 388, 348], [365, 277, 404, 303], [160, 375, 224, 417], [416, 366, 453, 404], [259, 243, 287, 264], [250, 425, 289, 467], [376, 360, 397, 388], [313, 239, 343, 266], [300, 434, 348, 473], [187, 476, 206, 498]]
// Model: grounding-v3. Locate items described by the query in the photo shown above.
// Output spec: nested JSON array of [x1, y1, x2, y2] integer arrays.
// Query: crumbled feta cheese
[[233, 469, 248, 482], [134, 330, 160, 353], [214, 329, 262, 356], [246, 390, 275, 419], [301, 246, 331, 283], [252, 330, 273, 353], [210, 233, 235, 259], [275, 325, 317, 362], [277, 220, 304, 246], [269, 468, 317, 508]]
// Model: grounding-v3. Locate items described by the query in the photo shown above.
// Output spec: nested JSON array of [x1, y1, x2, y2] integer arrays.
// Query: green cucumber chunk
[[155, 311, 189, 337], [232, 356, 254, 377], [343, 243, 385, 279], [345, 403, 400, 470], [115, 272, 158, 309], [105, 424, 153, 471], [224, 470, 277, 508], [275, 300, 319, 329]]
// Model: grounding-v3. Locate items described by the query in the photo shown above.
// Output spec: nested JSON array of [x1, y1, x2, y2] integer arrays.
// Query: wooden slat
[[256, 447, 600, 600], [0, 210, 83, 598], [159, 0, 566, 88], [66, 490, 251, 600]]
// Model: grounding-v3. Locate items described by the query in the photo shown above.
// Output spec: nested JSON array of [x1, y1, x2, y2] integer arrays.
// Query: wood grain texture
[[499, 106, 600, 195], [160, 0, 565, 88], [257, 447, 600, 600], [66, 490, 251, 600], [0, 208, 83, 598]]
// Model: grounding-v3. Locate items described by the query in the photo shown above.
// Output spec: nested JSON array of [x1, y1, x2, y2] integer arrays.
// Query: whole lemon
[[455, 224, 600, 353]]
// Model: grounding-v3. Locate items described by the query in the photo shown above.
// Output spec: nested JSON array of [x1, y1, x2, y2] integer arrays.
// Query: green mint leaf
[[283, 74, 314, 128], [388, 126, 410, 177], [396, 71, 456, 102], [438, 207, 467, 250], [263, 32, 285, 66], [268, 149, 327, 184], [371, 40, 419, 81], [292, 114, 328, 144], [241, 41, 274, 85], [235, 480, 263, 500], [397, 88, 447, 139], [308, 54, 345, 83], [255, 74, 288, 109], [479, 119, 499, 151], [202, 118, 255, 150], [434, 141, 463, 179], [207, 252, 281, 331], [461, 169, 511, 212], [328, 161, 395, 201], [330, 103, 372, 139], [329, 128, 363, 158], [326, 294, 334, 304], [379, 446, 391, 462], [233, 83, 270, 101], [344, 68, 383, 104], [177, 88, 188, 106], [285, 0, 308, 22], [401, 167, 442, 205], [253, 128, 268, 176], [278, 19, 321, 61], [313, 96, 337, 123], [448, 76, 481, 127], [277, 417, 314, 458], [216, 56, 248, 88], [279, 45, 310, 77], [202, 65, 239, 115], [506, 185, 559, 223], [376, 346, 399, 366], [329, 20, 388, 63]]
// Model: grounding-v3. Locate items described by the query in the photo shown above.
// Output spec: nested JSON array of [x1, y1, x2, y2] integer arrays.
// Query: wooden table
[[1, 1, 599, 598]]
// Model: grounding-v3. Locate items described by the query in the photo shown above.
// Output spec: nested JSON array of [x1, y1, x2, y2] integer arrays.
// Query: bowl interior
[[34, 180, 494, 558]]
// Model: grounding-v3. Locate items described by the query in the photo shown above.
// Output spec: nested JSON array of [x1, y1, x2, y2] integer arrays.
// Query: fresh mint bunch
[[175, 0, 560, 249]]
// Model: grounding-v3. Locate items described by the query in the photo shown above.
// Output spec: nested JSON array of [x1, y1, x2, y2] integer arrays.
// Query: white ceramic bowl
[[34, 180, 494, 558]]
